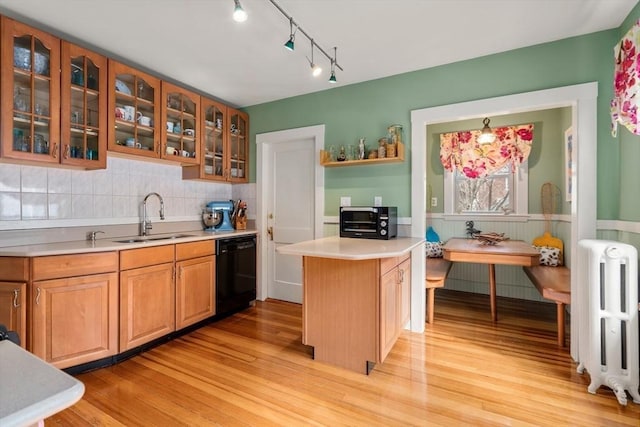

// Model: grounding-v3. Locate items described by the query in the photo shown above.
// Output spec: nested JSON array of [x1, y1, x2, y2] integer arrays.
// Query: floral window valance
[[439, 124, 534, 179], [611, 19, 640, 137]]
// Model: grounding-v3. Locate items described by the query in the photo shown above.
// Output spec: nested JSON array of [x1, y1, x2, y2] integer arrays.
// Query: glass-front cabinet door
[[0, 17, 60, 163], [107, 60, 160, 158], [228, 108, 248, 182], [60, 42, 107, 169], [161, 82, 199, 165], [183, 98, 226, 181]]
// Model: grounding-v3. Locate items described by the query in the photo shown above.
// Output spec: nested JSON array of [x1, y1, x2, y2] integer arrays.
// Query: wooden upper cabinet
[[107, 60, 161, 158], [228, 108, 248, 182], [0, 17, 60, 163], [161, 81, 200, 165], [183, 97, 226, 181], [60, 41, 108, 169]]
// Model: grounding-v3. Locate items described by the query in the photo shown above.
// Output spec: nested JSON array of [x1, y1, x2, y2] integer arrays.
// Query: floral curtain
[[611, 19, 640, 137], [439, 124, 534, 179]]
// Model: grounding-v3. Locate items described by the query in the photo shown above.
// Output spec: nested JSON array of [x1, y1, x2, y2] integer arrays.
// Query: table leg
[[489, 264, 497, 321]]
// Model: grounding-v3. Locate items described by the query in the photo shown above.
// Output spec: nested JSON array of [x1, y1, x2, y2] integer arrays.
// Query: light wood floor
[[47, 290, 640, 426]]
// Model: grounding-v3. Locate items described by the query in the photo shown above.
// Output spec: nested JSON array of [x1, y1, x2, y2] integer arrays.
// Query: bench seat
[[523, 265, 571, 346], [425, 258, 452, 324]]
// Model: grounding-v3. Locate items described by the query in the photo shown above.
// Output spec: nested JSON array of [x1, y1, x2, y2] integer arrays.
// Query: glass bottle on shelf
[[61, 41, 107, 168], [108, 60, 161, 158], [1, 17, 60, 163]]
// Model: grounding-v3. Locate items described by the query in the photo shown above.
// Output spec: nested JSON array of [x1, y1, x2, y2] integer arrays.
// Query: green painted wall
[[245, 9, 640, 222], [426, 108, 571, 215]]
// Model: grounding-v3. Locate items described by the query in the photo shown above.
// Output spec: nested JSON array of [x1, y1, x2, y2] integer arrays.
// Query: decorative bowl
[[114, 79, 132, 95]]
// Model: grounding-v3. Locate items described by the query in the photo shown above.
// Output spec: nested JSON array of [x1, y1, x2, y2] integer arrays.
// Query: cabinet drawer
[[175, 240, 214, 261], [120, 245, 174, 270], [0, 257, 29, 281], [379, 253, 411, 275], [32, 252, 118, 281]]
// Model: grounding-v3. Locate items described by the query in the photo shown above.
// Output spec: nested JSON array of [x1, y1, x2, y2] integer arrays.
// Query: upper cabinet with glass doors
[[0, 17, 60, 164], [228, 108, 248, 182], [161, 82, 199, 165], [60, 41, 108, 169], [107, 60, 161, 158], [182, 97, 225, 181]]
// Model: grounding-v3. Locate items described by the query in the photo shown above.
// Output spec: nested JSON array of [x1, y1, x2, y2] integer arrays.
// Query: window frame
[[444, 160, 529, 221]]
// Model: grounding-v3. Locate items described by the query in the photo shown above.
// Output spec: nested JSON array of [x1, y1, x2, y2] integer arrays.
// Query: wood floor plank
[[46, 290, 640, 426]]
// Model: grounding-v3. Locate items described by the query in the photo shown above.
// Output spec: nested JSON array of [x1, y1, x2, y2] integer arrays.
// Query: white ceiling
[[0, 0, 636, 107]]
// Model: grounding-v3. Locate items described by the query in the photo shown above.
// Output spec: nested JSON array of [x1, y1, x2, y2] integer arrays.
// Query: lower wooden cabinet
[[399, 257, 411, 327], [176, 255, 215, 330], [0, 281, 27, 348], [31, 272, 118, 368], [119, 262, 175, 351], [380, 266, 400, 362]]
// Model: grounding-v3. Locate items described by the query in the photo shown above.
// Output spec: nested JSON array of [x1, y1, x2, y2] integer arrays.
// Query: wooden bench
[[523, 265, 571, 347], [425, 258, 452, 324]]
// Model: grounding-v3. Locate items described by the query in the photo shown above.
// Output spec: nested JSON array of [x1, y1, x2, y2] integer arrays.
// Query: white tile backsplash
[[21, 166, 47, 193], [0, 158, 247, 228], [0, 164, 21, 192]]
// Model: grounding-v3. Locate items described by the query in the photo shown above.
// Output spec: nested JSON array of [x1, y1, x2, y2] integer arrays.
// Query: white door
[[257, 125, 325, 303]]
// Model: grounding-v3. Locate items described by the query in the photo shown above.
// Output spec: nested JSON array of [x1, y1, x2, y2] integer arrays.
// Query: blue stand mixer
[[203, 201, 235, 231]]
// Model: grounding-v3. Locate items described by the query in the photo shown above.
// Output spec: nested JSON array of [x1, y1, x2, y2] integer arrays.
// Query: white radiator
[[576, 239, 639, 405]]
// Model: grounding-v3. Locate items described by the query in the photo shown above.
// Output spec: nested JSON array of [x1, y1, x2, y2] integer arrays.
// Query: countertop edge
[[0, 230, 258, 257], [277, 236, 424, 260]]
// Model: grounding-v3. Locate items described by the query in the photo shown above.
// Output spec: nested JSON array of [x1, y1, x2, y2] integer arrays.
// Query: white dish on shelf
[[114, 79, 131, 95]]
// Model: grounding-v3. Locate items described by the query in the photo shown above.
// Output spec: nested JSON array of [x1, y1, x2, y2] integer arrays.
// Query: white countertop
[[0, 340, 84, 427], [0, 229, 258, 257], [277, 236, 424, 260]]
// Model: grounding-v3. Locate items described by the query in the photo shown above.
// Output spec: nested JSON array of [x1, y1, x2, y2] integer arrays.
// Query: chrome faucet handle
[[88, 230, 105, 242]]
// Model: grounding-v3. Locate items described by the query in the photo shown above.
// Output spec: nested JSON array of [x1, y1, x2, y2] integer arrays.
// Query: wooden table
[[443, 238, 539, 321]]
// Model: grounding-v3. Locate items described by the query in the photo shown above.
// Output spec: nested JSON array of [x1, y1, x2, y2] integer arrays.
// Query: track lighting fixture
[[267, 0, 342, 83], [233, 0, 247, 23], [478, 117, 497, 144], [308, 40, 322, 77], [284, 17, 296, 51], [329, 47, 337, 83]]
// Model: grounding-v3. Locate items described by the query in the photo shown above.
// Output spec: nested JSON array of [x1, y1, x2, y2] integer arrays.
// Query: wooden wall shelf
[[320, 142, 404, 167]]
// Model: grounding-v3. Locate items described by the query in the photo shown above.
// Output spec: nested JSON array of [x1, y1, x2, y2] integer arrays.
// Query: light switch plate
[[340, 196, 351, 207], [374, 196, 382, 207], [431, 197, 438, 207]]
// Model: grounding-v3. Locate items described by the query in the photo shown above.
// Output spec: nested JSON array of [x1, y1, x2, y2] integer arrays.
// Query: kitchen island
[[277, 235, 423, 374]]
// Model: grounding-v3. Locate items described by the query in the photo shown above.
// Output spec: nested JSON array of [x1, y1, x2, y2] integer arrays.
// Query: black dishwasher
[[216, 235, 257, 316]]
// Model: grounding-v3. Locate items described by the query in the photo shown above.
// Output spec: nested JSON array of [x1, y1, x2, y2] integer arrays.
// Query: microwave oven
[[339, 206, 397, 240]]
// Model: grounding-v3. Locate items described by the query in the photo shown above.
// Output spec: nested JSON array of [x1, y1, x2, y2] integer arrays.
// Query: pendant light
[[284, 18, 296, 51], [233, 0, 247, 22], [329, 47, 337, 83], [308, 40, 322, 77], [478, 117, 496, 144]]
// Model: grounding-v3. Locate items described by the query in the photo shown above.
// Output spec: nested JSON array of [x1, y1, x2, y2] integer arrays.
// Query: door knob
[[267, 226, 274, 241]]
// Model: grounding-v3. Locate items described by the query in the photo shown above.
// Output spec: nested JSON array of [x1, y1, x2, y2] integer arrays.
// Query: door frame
[[410, 82, 598, 361], [256, 124, 325, 302]]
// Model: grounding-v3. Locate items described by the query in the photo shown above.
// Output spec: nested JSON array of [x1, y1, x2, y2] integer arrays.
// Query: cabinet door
[[107, 60, 161, 158], [176, 255, 215, 330], [0, 282, 26, 348], [0, 17, 60, 163], [227, 108, 248, 182], [31, 272, 118, 369], [183, 97, 226, 181], [161, 81, 200, 164], [399, 258, 411, 327], [119, 262, 175, 351], [60, 41, 107, 169], [379, 266, 400, 362]]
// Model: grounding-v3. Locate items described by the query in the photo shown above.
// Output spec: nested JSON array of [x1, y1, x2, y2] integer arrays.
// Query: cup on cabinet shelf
[[166, 121, 174, 132], [122, 105, 135, 122], [137, 112, 151, 127], [166, 146, 177, 156]]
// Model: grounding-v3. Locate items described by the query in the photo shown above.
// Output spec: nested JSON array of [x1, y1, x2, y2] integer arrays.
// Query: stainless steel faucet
[[141, 192, 165, 236]]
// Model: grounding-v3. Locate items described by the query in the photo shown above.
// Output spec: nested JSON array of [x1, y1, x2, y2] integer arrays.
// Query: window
[[445, 161, 528, 217]]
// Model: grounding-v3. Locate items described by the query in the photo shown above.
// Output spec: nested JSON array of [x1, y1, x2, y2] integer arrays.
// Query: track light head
[[284, 18, 296, 51], [329, 71, 337, 83], [233, 0, 247, 22], [284, 37, 295, 51], [328, 47, 337, 83]]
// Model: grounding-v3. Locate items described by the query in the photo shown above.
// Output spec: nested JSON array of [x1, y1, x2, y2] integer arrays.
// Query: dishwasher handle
[[216, 236, 256, 255]]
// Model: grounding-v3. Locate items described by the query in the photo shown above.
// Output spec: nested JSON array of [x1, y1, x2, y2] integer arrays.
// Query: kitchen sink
[[113, 234, 195, 244]]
